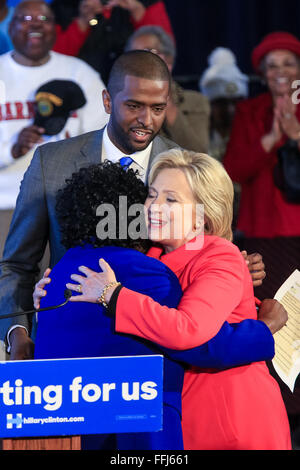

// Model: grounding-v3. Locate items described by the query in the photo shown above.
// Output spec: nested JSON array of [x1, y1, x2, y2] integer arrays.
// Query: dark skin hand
[[9, 327, 34, 360], [257, 299, 288, 335], [241, 251, 266, 287], [12, 125, 45, 159]]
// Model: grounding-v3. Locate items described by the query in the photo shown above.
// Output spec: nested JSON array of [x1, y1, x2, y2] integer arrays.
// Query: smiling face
[[263, 49, 300, 97], [103, 74, 169, 154], [145, 168, 199, 253], [9, 1, 56, 64]]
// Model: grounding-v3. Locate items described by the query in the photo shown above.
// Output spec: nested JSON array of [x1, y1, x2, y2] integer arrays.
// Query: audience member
[[0, 28, 10, 53], [0, 0, 108, 254], [224, 32, 300, 298], [0, 0, 95, 58], [200, 47, 248, 162], [223, 32, 300, 444], [125, 25, 210, 152], [0, 0, 14, 51], [200, 47, 248, 230], [51, 0, 174, 83]]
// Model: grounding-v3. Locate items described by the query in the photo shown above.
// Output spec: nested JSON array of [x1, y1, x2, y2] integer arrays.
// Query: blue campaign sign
[[0, 355, 163, 438]]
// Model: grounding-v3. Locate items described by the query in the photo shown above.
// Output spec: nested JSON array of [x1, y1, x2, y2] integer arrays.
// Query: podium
[[0, 356, 163, 450], [1, 436, 81, 450]]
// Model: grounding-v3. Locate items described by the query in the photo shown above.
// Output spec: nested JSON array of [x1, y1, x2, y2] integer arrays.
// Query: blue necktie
[[119, 157, 134, 169]]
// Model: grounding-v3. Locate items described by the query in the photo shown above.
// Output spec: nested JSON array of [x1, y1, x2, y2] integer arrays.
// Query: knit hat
[[252, 32, 300, 73], [34, 80, 86, 135], [200, 47, 248, 100]]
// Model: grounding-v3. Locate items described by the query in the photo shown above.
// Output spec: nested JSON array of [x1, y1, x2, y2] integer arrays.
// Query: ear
[[102, 89, 112, 114]]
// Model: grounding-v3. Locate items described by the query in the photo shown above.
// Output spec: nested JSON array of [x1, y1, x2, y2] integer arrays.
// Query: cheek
[[153, 113, 166, 130], [291, 68, 300, 79], [144, 202, 150, 221], [144, 199, 152, 213], [168, 206, 186, 234]]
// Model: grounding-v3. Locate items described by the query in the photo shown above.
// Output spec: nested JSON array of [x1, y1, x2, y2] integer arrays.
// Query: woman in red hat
[[224, 32, 300, 443], [224, 32, 300, 298]]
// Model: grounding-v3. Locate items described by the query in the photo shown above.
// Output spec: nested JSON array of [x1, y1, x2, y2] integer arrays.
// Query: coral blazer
[[115, 235, 291, 450]]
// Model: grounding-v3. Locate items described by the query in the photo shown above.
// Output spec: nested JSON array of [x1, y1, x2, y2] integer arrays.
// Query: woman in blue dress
[[34, 160, 278, 450]]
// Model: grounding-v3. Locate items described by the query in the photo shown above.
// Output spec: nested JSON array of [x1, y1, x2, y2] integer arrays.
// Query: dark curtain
[[164, 0, 300, 89]]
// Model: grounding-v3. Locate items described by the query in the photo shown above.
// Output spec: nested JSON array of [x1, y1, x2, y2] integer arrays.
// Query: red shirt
[[224, 93, 300, 238]]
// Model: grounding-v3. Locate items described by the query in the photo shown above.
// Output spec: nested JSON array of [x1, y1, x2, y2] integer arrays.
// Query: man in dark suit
[[0, 49, 286, 363]]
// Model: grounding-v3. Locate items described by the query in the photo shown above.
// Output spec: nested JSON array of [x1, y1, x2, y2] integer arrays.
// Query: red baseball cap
[[251, 32, 300, 72]]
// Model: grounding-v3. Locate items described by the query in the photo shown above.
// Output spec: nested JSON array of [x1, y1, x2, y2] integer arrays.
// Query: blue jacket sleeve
[[159, 320, 275, 369]]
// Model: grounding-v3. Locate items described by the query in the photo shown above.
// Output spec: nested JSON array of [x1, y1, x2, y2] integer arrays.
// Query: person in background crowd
[[0, 0, 108, 255], [0, 0, 14, 51], [51, 0, 174, 83], [0, 0, 101, 57], [125, 25, 210, 152], [223, 32, 300, 448], [200, 47, 248, 232], [200, 47, 248, 163], [0, 28, 10, 53]]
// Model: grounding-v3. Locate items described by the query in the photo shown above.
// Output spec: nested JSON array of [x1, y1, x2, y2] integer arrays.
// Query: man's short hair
[[107, 50, 171, 98]]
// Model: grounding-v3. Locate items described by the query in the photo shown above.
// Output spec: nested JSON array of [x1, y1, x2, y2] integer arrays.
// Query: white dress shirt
[[101, 126, 153, 182]]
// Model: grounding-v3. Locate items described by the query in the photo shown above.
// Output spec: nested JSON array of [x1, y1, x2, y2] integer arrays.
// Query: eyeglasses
[[14, 14, 54, 24]]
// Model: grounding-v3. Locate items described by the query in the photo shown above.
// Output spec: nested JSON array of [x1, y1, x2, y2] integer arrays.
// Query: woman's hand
[[241, 251, 266, 287], [275, 94, 300, 141], [9, 327, 35, 361], [257, 299, 288, 334], [66, 258, 118, 304], [261, 110, 283, 152], [33, 268, 52, 309]]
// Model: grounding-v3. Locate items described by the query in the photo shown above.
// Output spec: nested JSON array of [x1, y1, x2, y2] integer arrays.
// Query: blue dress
[[34, 245, 185, 450], [34, 245, 276, 449]]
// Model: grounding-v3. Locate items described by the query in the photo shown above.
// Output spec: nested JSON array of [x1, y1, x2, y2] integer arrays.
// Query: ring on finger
[[76, 284, 82, 293]]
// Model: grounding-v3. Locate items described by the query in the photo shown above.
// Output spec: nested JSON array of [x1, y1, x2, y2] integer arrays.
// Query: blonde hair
[[148, 149, 234, 241]]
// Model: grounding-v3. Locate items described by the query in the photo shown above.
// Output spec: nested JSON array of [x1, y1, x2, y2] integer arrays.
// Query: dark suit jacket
[[0, 128, 179, 336]]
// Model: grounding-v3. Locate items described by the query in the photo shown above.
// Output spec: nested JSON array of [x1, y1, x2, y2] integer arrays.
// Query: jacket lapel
[[74, 128, 104, 172]]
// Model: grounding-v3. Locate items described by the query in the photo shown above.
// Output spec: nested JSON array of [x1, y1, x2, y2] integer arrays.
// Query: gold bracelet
[[96, 281, 121, 308]]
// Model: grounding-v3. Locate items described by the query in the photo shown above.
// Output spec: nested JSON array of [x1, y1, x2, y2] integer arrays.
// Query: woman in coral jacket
[[223, 32, 300, 301], [67, 149, 291, 450]]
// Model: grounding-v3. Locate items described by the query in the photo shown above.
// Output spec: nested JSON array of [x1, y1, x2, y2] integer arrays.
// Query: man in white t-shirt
[[0, 0, 108, 253]]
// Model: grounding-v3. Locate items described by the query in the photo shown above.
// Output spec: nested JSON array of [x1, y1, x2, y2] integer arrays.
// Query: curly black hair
[[56, 160, 150, 253]]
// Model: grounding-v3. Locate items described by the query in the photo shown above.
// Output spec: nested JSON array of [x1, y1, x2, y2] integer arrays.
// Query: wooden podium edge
[[1, 435, 81, 450]]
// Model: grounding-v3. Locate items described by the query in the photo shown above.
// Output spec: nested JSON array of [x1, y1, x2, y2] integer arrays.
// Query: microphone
[[0, 289, 72, 320]]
